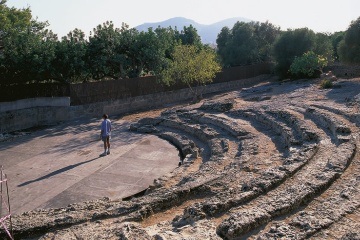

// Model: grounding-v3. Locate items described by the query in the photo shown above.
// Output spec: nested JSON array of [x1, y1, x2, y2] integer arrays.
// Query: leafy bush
[[289, 51, 328, 78], [320, 79, 333, 89]]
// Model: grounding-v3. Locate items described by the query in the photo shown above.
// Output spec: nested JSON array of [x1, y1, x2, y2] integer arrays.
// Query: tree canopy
[[272, 27, 334, 78], [338, 17, 360, 63], [216, 21, 280, 67], [1, 0, 358, 88], [159, 45, 221, 102]]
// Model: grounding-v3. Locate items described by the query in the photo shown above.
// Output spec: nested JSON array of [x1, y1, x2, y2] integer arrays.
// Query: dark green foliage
[[2, 0, 355, 89], [175, 25, 202, 47], [86, 21, 124, 80], [0, 6, 58, 85], [338, 17, 360, 63], [314, 32, 333, 61], [53, 29, 88, 83], [216, 21, 280, 67], [273, 28, 317, 78], [0, 0, 205, 86], [330, 31, 345, 61]]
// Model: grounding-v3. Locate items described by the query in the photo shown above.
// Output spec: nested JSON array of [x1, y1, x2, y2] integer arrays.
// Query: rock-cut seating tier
[[4, 78, 360, 240], [128, 102, 325, 222]]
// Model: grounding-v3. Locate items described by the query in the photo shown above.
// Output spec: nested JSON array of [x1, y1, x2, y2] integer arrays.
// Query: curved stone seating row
[[177, 145, 317, 221], [129, 103, 355, 239], [130, 111, 232, 175], [175, 109, 301, 176], [161, 118, 219, 142], [159, 131, 198, 158], [163, 106, 322, 222], [216, 140, 356, 239], [261, 181, 360, 239], [159, 116, 230, 161], [231, 108, 305, 148], [298, 106, 352, 144], [180, 110, 252, 139], [176, 142, 318, 224], [310, 102, 360, 128], [256, 138, 360, 239], [266, 108, 320, 143]]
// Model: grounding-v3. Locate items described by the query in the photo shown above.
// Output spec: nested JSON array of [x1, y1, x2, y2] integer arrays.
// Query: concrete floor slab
[[0, 117, 180, 215]]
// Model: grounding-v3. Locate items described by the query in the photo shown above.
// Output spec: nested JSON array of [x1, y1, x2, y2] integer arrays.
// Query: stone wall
[[0, 97, 70, 113], [0, 75, 272, 133]]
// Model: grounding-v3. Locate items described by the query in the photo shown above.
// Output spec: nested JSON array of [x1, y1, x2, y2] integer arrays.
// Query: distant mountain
[[135, 17, 253, 44]]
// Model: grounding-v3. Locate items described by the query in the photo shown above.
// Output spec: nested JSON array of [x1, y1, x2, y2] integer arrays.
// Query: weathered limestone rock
[[216, 208, 271, 239], [199, 98, 235, 112], [3, 77, 360, 239]]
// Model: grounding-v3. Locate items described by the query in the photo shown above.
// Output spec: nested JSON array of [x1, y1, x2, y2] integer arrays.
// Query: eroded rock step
[[310, 211, 360, 239], [156, 114, 231, 162], [311, 102, 360, 128], [129, 115, 220, 161], [253, 133, 360, 240], [176, 107, 319, 185], [127, 104, 319, 230], [129, 112, 237, 199], [265, 108, 320, 143], [294, 105, 352, 144], [170, 108, 321, 225], [216, 139, 356, 239]]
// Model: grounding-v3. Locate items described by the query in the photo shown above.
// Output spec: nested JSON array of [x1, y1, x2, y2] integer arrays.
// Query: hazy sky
[[6, 0, 360, 38]]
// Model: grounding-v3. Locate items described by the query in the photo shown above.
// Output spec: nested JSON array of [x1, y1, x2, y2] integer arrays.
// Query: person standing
[[100, 114, 112, 156]]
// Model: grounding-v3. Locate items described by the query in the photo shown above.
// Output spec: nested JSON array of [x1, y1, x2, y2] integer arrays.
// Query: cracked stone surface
[[3, 77, 360, 239]]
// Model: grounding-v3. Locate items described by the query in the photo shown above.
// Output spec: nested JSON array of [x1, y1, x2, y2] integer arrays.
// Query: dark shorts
[[102, 136, 110, 142]]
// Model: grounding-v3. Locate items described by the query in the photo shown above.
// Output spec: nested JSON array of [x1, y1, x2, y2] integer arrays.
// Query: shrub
[[289, 51, 328, 78], [320, 79, 333, 89]]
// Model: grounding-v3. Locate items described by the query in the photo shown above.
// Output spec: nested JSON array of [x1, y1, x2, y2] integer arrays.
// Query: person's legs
[[106, 137, 111, 154], [101, 136, 107, 155]]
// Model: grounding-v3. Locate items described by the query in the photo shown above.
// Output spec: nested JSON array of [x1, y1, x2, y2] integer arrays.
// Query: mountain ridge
[[135, 17, 253, 44]]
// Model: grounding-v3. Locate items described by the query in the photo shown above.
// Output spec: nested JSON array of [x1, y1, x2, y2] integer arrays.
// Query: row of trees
[[216, 18, 360, 78], [1, 0, 360, 89], [0, 0, 208, 86]]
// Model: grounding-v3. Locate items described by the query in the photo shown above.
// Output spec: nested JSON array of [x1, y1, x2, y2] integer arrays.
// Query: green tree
[[175, 25, 202, 47], [313, 32, 333, 62], [133, 27, 178, 77], [86, 21, 123, 80], [254, 21, 280, 62], [272, 28, 317, 78], [128, 28, 170, 77], [0, 0, 58, 85], [330, 31, 344, 61], [53, 28, 88, 83], [338, 17, 360, 63], [216, 21, 280, 67], [0, 0, 32, 48], [117, 23, 139, 78], [154, 26, 180, 69], [159, 45, 221, 102], [216, 26, 231, 66]]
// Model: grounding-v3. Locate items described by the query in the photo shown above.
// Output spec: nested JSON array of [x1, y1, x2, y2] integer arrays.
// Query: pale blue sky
[[6, 0, 360, 38]]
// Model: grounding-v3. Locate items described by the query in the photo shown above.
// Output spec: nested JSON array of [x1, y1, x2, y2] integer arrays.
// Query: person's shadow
[[18, 157, 100, 187]]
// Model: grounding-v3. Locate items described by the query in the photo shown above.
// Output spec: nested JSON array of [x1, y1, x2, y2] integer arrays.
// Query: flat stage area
[[0, 117, 180, 215]]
